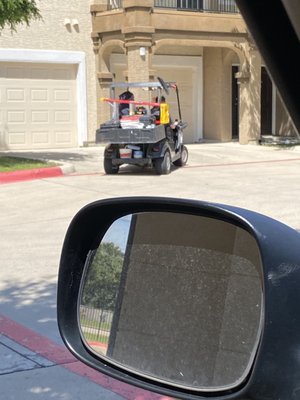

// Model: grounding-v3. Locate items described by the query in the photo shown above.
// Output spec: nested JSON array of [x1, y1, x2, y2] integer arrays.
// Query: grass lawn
[[0, 156, 57, 173], [84, 331, 109, 344]]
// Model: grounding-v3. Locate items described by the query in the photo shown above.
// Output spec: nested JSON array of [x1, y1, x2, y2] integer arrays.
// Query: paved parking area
[[1, 141, 300, 399], [4, 142, 300, 228]]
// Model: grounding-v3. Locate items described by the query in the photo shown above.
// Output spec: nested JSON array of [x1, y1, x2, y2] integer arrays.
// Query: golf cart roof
[[109, 81, 176, 90]]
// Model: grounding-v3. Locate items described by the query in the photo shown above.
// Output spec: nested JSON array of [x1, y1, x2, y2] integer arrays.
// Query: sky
[[102, 214, 132, 252]]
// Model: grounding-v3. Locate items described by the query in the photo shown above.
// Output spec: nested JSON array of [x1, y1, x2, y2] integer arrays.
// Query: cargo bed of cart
[[96, 124, 166, 144]]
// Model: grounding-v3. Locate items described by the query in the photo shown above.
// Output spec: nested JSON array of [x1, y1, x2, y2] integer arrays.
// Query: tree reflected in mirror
[[80, 242, 124, 355], [79, 212, 263, 392]]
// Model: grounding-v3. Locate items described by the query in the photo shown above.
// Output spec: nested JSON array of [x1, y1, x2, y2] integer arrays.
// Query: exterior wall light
[[139, 47, 146, 57], [64, 18, 71, 26]]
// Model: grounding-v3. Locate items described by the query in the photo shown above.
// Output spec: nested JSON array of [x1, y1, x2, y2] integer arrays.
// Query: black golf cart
[[96, 77, 188, 175]]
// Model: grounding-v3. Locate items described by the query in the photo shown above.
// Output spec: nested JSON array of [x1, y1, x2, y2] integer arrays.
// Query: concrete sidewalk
[[0, 313, 167, 400], [0, 336, 127, 400]]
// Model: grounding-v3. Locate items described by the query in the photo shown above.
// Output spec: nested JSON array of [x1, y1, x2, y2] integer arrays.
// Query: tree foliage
[[82, 242, 124, 311], [0, 0, 42, 31]]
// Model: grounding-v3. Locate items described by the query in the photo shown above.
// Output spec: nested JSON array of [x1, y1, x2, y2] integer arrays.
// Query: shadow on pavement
[[0, 279, 61, 344]]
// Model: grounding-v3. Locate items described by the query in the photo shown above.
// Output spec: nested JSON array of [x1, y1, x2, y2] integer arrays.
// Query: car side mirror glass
[[78, 212, 263, 392]]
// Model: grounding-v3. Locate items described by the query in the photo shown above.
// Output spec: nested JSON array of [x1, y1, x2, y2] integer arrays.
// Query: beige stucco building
[[0, 0, 97, 150], [0, 0, 296, 150]]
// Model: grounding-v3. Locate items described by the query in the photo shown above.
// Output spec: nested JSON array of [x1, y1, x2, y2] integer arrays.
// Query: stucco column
[[122, 0, 154, 100], [237, 49, 261, 144], [92, 33, 115, 125], [203, 47, 232, 142], [126, 46, 151, 101], [97, 73, 114, 123]]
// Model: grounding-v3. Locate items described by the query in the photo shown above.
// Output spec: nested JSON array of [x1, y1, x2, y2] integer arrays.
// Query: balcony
[[106, 0, 239, 13], [155, 0, 239, 13]]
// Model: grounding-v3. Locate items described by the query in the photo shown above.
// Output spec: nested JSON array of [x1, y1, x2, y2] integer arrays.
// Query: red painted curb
[[184, 157, 300, 169], [0, 313, 75, 364], [0, 166, 63, 184], [0, 314, 171, 400]]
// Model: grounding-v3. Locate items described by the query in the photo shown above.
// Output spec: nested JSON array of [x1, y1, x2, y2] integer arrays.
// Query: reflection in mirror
[[79, 212, 263, 392]]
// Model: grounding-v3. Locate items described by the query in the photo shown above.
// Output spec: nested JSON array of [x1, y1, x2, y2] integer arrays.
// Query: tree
[[82, 242, 124, 311], [0, 0, 41, 31]]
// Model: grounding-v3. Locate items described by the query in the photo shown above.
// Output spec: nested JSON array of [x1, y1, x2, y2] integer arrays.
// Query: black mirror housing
[[57, 197, 300, 399]]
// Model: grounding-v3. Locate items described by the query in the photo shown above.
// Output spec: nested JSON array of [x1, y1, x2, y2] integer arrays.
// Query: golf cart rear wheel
[[155, 151, 171, 175], [104, 158, 119, 174], [173, 145, 188, 167]]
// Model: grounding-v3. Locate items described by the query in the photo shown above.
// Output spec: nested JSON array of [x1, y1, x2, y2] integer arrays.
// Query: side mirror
[[57, 197, 300, 400]]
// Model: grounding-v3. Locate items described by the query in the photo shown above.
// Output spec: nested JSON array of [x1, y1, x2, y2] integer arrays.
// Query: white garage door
[[153, 56, 203, 143], [154, 67, 195, 142], [0, 62, 77, 150]]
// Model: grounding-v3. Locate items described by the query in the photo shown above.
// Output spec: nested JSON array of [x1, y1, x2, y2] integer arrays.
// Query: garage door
[[153, 66, 196, 142], [0, 62, 77, 150]]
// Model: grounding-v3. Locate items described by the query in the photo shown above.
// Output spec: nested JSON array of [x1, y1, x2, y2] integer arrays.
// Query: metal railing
[[106, 0, 239, 13], [80, 305, 113, 346], [107, 0, 122, 10], [154, 0, 239, 13]]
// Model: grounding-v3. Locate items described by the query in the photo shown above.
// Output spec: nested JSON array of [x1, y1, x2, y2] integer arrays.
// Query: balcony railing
[[154, 0, 239, 13], [106, 0, 239, 13], [107, 0, 122, 10]]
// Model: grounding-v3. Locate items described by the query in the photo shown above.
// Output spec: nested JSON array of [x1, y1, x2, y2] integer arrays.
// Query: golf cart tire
[[155, 151, 171, 175], [104, 158, 119, 174], [173, 145, 188, 167]]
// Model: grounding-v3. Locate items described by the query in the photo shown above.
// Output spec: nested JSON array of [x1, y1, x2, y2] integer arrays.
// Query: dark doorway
[[232, 66, 239, 139], [232, 66, 273, 140], [261, 67, 273, 135]]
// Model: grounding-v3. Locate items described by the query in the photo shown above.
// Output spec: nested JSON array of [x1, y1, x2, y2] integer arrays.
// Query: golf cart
[[96, 77, 188, 175]]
